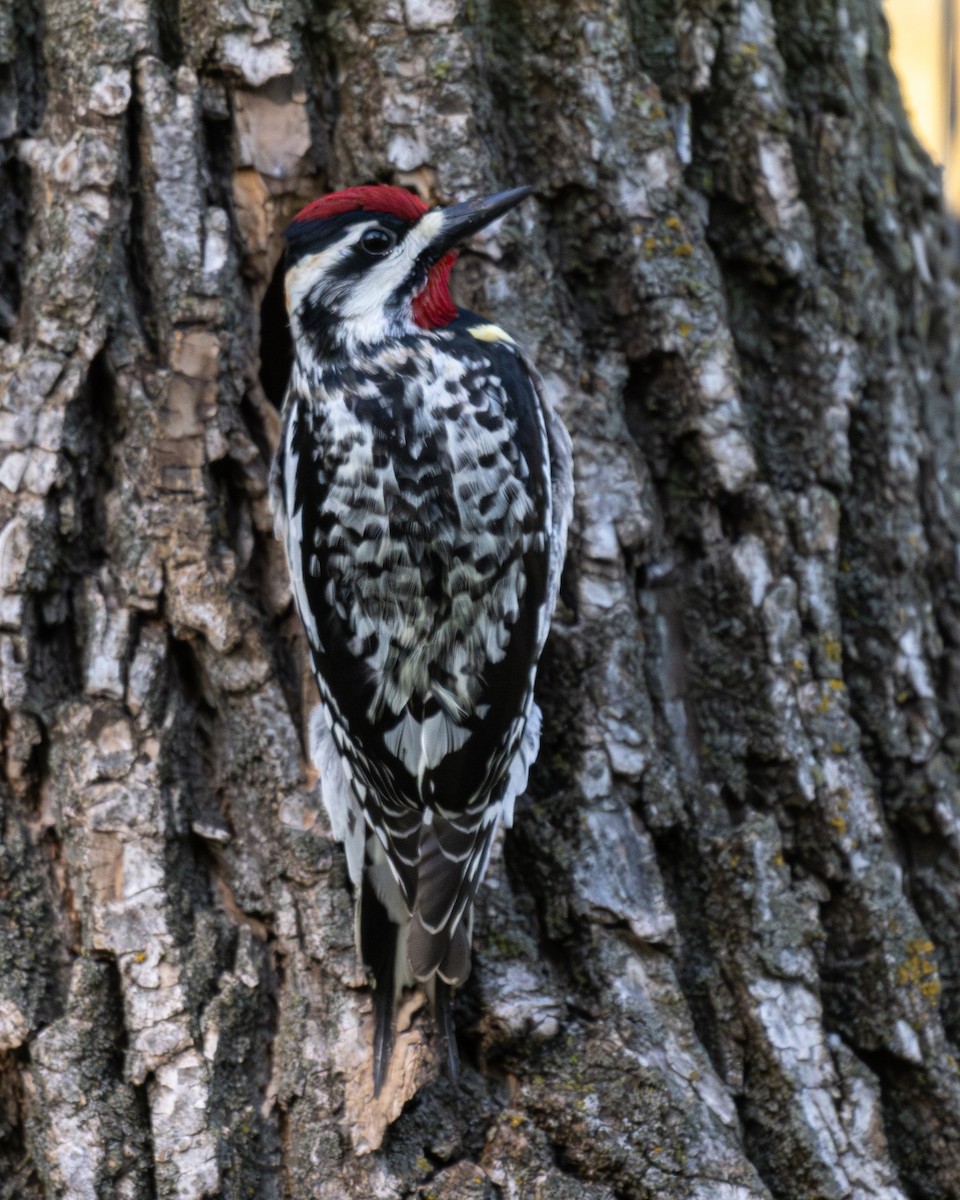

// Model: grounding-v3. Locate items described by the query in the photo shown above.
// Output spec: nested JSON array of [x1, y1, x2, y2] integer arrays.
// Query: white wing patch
[[422, 709, 472, 768], [383, 709, 472, 782], [309, 706, 365, 886], [499, 700, 542, 828]]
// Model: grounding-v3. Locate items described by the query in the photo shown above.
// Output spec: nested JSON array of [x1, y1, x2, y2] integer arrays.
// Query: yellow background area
[[886, 0, 957, 207]]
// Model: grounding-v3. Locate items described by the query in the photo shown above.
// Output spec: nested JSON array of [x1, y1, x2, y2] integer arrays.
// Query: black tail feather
[[360, 861, 465, 1094], [372, 979, 395, 1097], [435, 978, 460, 1085], [360, 871, 397, 1096]]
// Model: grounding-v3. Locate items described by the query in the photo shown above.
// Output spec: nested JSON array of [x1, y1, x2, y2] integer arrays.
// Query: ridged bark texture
[[1, 0, 959, 1196]]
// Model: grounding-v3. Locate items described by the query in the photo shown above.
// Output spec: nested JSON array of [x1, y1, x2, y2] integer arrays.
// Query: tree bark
[[2, 0, 960, 1196]]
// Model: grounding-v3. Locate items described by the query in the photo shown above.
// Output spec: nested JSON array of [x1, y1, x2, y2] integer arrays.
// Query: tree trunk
[[2, 0, 959, 1196]]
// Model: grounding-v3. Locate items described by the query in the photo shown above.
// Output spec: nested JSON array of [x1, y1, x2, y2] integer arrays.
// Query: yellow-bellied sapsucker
[[271, 184, 573, 1093]]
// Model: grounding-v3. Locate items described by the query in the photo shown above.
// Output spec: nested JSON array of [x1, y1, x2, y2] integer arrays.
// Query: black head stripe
[[285, 211, 412, 269]]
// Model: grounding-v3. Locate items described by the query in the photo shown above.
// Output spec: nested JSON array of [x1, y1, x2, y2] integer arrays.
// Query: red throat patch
[[291, 186, 460, 331], [412, 251, 459, 330]]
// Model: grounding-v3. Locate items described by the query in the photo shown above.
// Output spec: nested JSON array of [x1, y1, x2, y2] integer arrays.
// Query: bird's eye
[[360, 228, 396, 255]]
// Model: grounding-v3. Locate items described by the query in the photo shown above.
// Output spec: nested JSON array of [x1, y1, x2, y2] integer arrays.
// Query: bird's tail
[[434, 976, 460, 1084], [359, 865, 400, 1096], [358, 840, 413, 1096], [359, 830, 473, 1094], [310, 711, 464, 1091]]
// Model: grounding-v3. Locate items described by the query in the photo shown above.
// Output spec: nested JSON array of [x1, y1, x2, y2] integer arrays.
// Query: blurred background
[[887, 0, 959, 207]]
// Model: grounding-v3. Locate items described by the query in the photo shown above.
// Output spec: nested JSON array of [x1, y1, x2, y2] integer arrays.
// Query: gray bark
[[1, 0, 959, 1196]]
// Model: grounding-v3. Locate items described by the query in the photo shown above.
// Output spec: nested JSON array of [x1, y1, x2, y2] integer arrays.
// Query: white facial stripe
[[284, 208, 450, 351], [412, 208, 445, 247], [284, 228, 358, 316], [337, 209, 446, 323]]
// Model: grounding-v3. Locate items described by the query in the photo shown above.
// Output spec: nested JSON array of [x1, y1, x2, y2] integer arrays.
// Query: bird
[[270, 182, 573, 1094]]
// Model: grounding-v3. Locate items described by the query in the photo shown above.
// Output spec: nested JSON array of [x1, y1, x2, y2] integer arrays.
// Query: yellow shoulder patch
[[468, 323, 515, 344]]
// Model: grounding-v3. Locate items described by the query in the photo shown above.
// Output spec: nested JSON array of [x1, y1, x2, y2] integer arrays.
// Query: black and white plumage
[[270, 184, 573, 1093]]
